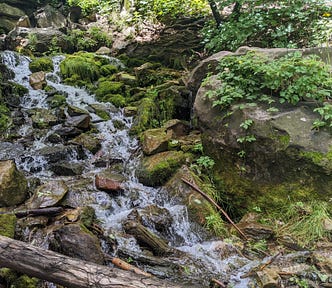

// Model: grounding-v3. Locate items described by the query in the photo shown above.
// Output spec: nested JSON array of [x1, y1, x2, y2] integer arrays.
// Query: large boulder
[[0, 3, 25, 33], [34, 4, 67, 28], [193, 48, 332, 212], [0, 160, 28, 207]]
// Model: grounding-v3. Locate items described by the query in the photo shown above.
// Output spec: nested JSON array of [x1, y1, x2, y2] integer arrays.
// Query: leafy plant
[[203, 0, 331, 52]]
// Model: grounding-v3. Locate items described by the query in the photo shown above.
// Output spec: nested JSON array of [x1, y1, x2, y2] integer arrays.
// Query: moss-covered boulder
[[0, 160, 28, 207], [194, 74, 332, 213], [69, 133, 101, 154], [29, 56, 53, 73], [137, 151, 189, 186], [29, 108, 58, 128], [141, 127, 172, 156]]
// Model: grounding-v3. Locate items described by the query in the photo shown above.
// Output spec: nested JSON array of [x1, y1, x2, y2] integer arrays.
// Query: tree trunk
[[0, 235, 184, 288], [208, 0, 223, 26]]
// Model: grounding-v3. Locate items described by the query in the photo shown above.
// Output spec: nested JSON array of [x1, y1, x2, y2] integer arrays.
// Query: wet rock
[[95, 172, 125, 193], [0, 3, 25, 33], [164, 165, 219, 231], [141, 128, 172, 156], [29, 71, 46, 90], [49, 223, 104, 264], [34, 4, 67, 28], [0, 160, 28, 207], [0, 142, 24, 160], [67, 105, 89, 117], [26, 180, 68, 209], [69, 133, 101, 154], [16, 15, 30, 28], [50, 161, 85, 176], [255, 267, 281, 288], [137, 151, 189, 186], [37, 144, 85, 163], [95, 46, 111, 55], [128, 205, 173, 233], [237, 213, 274, 240], [65, 114, 91, 130], [30, 108, 58, 128], [53, 126, 83, 138]]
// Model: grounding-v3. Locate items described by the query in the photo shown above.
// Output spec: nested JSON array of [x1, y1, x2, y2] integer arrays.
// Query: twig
[[181, 178, 248, 240], [211, 278, 227, 288]]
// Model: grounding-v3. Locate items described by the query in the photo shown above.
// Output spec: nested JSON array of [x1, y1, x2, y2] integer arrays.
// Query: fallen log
[[0, 207, 64, 218], [0, 235, 185, 288]]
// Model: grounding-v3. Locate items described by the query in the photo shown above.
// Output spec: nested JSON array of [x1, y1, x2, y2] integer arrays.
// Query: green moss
[[95, 109, 110, 120], [80, 206, 96, 229], [100, 64, 118, 76], [48, 94, 67, 108], [12, 275, 39, 288], [0, 104, 10, 133], [299, 148, 332, 171], [0, 214, 16, 238], [95, 81, 124, 99], [29, 57, 54, 73], [60, 52, 102, 84], [11, 83, 28, 97], [130, 97, 158, 135], [138, 151, 189, 186]]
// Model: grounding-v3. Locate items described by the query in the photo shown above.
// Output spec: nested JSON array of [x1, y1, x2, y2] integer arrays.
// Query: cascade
[[0, 50, 254, 287]]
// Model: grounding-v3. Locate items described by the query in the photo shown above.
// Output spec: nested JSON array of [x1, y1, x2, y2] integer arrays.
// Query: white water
[[1, 50, 254, 287]]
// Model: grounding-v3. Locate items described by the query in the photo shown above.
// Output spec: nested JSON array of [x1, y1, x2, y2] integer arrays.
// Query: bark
[[0, 235, 184, 288], [208, 0, 223, 26]]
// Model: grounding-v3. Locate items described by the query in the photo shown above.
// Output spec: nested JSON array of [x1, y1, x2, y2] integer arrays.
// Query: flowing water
[[0, 50, 255, 287]]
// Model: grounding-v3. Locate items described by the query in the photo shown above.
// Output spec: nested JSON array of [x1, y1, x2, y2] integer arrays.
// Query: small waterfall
[[0, 50, 254, 287]]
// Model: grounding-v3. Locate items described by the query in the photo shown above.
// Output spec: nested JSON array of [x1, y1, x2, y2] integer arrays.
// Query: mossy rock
[[11, 82, 28, 97], [0, 214, 16, 238], [29, 56, 54, 73], [48, 94, 67, 108], [137, 151, 190, 186], [100, 64, 118, 76], [60, 52, 105, 84], [130, 97, 159, 135], [95, 81, 124, 99], [0, 104, 10, 133], [69, 133, 101, 154]]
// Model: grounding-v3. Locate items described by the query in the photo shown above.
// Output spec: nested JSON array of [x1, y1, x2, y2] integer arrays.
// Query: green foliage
[[278, 201, 332, 247], [205, 213, 226, 236], [29, 57, 54, 73], [0, 104, 10, 133], [208, 51, 332, 128], [135, 0, 209, 21], [203, 0, 331, 52]]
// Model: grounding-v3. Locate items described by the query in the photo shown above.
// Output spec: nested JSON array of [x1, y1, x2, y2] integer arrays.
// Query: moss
[[130, 97, 158, 135], [95, 109, 110, 120], [12, 275, 39, 288], [299, 148, 332, 171], [80, 206, 96, 229], [95, 81, 124, 99], [29, 57, 54, 73], [0, 214, 16, 238], [0, 104, 10, 133], [11, 82, 28, 97], [60, 52, 102, 84], [138, 151, 189, 186], [100, 64, 118, 76], [48, 94, 67, 108]]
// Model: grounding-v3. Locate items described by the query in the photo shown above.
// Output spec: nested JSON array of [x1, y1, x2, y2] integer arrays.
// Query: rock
[[0, 160, 28, 207], [26, 180, 68, 209], [164, 119, 190, 137], [0, 142, 24, 160], [65, 114, 91, 130], [141, 128, 172, 156], [114, 72, 137, 86], [95, 173, 124, 193], [95, 46, 111, 55], [128, 205, 173, 233], [50, 161, 85, 176], [0, 3, 25, 33], [137, 151, 189, 187], [237, 213, 274, 240], [164, 165, 220, 230], [49, 224, 104, 264], [16, 15, 30, 28], [69, 133, 101, 154], [67, 105, 89, 117], [193, 53, 332, 210], [255, 268, 281, 288], [124, 106, 137, 117], [37, 144, 85, 163], [34, 4, 67, 28], [53, 126, 83, 138], [68, 5, 82, 23], [29, 108, 58, 128], [29, 71, 46, 90]]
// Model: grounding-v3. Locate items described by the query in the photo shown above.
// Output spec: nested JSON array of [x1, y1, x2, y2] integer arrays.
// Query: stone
[[255, 268, 281, 288], [16, 15, 30, 28], [141, 128, 172, 156], [95, 46, 111, 55], [37, 144, 85, 163], [29, 71, 46, 90], [137, 151, 189, 187], [50, 161, 85, 176], [237, 213, 274, 240], [49, 224, 104, 264], [65, 114, 91, 130], [95, 173, 124, 193], [53, 126, 83, 138], [0, 160, 28, 207], [30, 108, 58, 128], [69, 133, 101, 154], [26, 180, 68, 209], [34, 4, 67, 28]]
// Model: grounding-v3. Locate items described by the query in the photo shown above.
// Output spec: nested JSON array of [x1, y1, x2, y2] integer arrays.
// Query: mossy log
[[123, 220, 179, 256], [0, 235, 184, 288]]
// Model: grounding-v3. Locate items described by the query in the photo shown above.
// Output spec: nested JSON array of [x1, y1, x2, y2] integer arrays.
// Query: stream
[[0, 50, 257, 287]]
